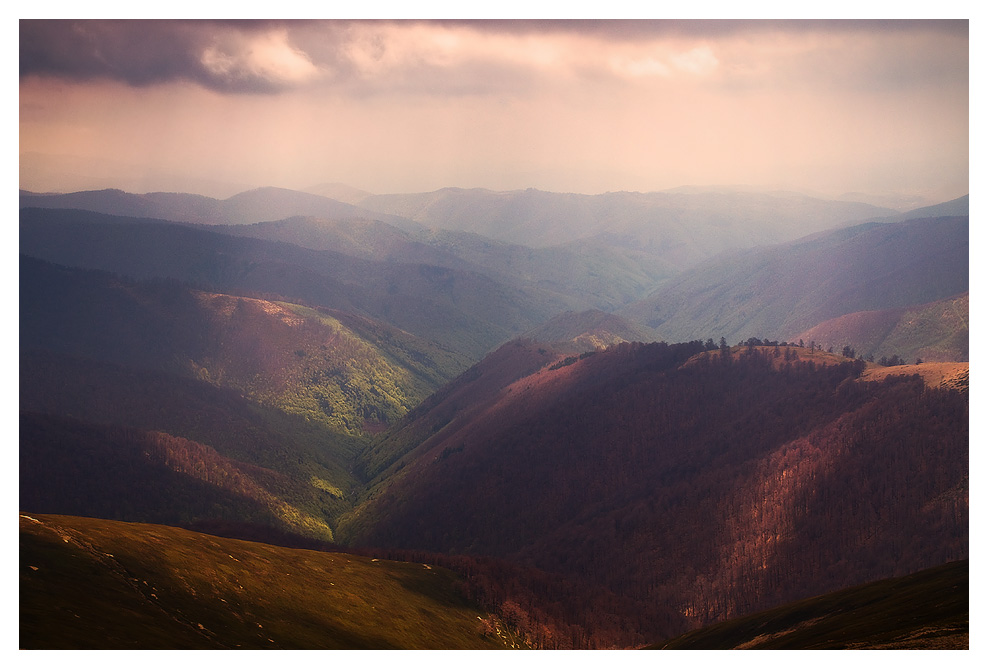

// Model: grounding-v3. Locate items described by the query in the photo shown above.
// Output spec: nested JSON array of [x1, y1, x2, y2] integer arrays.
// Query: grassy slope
[[805, 293, 968, 363], [20, 349, 362, 495], [20, 513, 513, 649], [653, 559, 967, 649]]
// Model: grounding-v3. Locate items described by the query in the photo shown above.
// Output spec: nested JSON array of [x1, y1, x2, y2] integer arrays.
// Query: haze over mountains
[[19, 182, 968, 649]]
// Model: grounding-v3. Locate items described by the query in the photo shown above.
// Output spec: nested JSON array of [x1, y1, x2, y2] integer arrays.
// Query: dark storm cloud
[[19, 19, 316, 94], [19, 19, 968, 98]]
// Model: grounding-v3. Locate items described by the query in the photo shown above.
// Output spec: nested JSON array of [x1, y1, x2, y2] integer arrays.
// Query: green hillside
[[20, 513, 515, 649], [21, 256, 470, 437]]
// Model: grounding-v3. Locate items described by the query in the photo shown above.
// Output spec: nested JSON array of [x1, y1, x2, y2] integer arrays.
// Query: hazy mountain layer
[[20, 185, 424, 231], [208, 216, 668, 310], [20, 208, 571, 359], [620, 216, 968, 344], [357, 187, 897, 255], [21, 185, 907, 304]]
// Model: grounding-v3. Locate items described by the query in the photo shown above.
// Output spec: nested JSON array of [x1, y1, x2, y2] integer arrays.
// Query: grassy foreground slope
[[653, 559, 967, 649], [20, 514, 514, 650]]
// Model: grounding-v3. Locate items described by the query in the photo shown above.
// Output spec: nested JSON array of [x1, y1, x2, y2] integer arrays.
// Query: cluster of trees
[[698, 333, 920, 367]]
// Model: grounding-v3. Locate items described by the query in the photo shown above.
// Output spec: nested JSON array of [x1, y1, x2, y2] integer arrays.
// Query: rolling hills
[[18, 185, 969, 649], [20, 256, 473, 542], [20, 513, 515, 649], [19, 208, 569, 360], [620, 215, 969, 346]]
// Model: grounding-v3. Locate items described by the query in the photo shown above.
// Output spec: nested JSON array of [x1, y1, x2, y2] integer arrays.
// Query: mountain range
[[19, 183, 968, 649]]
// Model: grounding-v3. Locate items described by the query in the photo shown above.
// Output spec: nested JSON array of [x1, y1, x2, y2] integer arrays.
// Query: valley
[[19, 184, 969, 650]]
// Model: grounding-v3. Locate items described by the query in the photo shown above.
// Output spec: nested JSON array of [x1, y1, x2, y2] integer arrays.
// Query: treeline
[[713, 335, 919, 366]]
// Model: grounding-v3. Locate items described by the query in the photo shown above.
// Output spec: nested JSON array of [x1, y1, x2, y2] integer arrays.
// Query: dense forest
[[341, 343, 968, 645]]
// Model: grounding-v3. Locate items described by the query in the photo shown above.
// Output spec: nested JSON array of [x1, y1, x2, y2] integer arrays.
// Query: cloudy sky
[[18, 19, 969, 203]]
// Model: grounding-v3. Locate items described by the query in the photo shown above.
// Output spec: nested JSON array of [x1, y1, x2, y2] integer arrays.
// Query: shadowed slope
[[653, 560, 967, 649]]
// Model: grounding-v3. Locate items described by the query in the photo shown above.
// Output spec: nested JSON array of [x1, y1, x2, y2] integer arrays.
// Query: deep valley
[[18, 184, 969, 650]]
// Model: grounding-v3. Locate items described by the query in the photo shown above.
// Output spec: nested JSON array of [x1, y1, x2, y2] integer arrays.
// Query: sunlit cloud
[[200, 29, 321, 89]]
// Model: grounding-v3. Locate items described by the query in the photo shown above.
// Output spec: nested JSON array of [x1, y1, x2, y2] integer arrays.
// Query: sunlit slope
[[653, 559, 967, 649], [21, 256, 469, 436], [20, 513, 510, 649], [20, 349, 363, 506], [522, 308, 659, 353]]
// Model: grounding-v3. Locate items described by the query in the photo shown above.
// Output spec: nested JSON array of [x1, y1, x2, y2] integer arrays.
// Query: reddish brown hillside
[[353, 338, 560, 483], [342, 342, 968, 646], [20, 412, 335, 540]]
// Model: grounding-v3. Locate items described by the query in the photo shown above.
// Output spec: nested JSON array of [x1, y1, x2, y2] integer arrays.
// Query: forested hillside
[[341, 342, 968, 645]]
